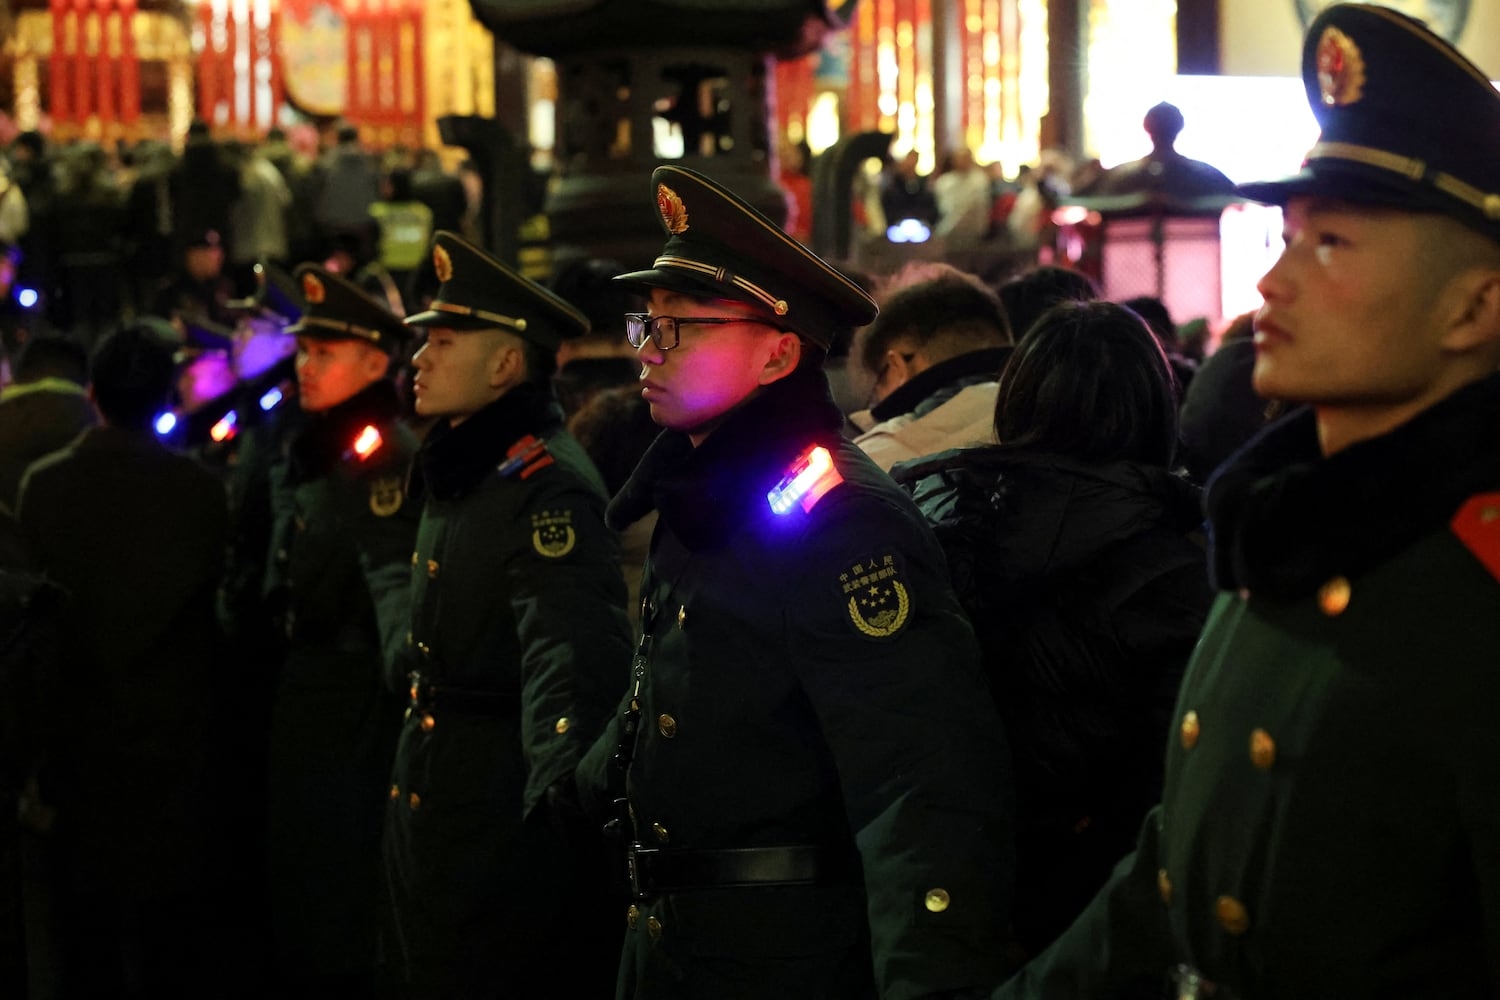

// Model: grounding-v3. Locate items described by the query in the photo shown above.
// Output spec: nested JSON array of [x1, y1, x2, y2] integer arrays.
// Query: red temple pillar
[[50, 0, 72, 123], [119, 0, 139, 123]]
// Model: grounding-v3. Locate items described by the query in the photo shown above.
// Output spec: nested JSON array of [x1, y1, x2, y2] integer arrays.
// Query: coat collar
[[1206, 373, 1500, 597], [287, 378, 402, 483], [410, 382, 564, 502], [869, 346, 1011, 423], [605, 365, 845, 550]]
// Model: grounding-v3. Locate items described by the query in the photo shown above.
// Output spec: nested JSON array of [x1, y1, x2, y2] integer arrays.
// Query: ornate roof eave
[[467, 0, 842, 59]]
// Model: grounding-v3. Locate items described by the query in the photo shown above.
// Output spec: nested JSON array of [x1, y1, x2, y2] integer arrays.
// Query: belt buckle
[[1170, 964, 1232, 1000], [627, 845, 652, 901], [407, 670, 428, 710]]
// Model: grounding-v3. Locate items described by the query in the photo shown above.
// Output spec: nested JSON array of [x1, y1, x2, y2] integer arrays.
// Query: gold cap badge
[[302, 273, 325, 304], [433, 244, 453, 282], [1316, 26, 1366, 107], [657, 184, 689, 234]]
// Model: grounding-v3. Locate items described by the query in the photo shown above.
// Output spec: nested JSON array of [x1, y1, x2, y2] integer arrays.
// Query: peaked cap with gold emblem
[[614, 165, 878, 348], [286, 263, 410, 352], [404, 230, 590, 350], [226, 260, 305, 327], [1238, 3, 1500, 245]]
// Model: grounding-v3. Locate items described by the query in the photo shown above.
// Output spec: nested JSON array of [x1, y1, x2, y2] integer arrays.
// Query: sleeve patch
[[369, 475, 405, 517], [531, 508, 577, 558], [838, 553, 911, 639], [1451, 492, 1500, 582]]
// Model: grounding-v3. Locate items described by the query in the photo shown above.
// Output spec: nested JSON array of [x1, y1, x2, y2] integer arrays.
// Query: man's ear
[[487, 334, 526, 389], [1439, 267, 1500, 355], [361, 344, 392, 380], [758, 331, 803, 385]]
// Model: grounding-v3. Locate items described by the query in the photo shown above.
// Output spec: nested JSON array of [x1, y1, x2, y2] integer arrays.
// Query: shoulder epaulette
[[767, 443, 844, 515], [497, 434, 554, 480], [1451, 492, 1500, 582]]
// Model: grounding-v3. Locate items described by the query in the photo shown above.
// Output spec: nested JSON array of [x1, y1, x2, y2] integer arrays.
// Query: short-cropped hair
[[89, 325, 177, 430]]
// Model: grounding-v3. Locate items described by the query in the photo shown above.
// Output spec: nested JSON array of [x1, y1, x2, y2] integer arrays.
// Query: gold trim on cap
[[654, 255, 792, 319], [431, 301, 529, 332], [297, 316, 381, 342], [653, 165, 877, 312], [1306, 141, 1500, 219]]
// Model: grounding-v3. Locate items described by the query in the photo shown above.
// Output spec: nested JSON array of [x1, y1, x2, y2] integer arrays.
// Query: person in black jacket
[[897, 299, 1214, 963]]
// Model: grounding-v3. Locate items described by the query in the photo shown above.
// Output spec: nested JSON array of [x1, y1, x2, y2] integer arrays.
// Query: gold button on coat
[[408, 792, 422, 810], [924, 888, 950, 913], [426, 559, 440, 579], [646, 916, 662, 942], [555, 717, 570, 735], [652, 822, 669, 844], [676, 606, 687, 629], [1180, 710, 1201, 750], [420, 713, 435, 733], [1318, 575, 1351, 616], [657, 714, 678, 739], [626, 905, 639, 929], [410, 551, 418, 567], [1249, 728, 1276, 770], [1158, 869, 1172, 905], [389, 784, 399, 800], [1216, 896, 1250, 935]]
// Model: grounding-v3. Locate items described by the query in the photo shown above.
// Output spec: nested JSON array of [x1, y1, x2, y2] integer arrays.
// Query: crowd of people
[[0, 119, 476, 363], [2, 4, 1499, 999]]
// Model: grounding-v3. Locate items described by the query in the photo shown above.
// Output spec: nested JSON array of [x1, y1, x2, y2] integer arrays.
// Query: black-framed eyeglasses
[[624, 313, 775, 351]]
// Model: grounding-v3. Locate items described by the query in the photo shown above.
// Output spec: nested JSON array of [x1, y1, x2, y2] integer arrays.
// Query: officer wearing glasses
[[579, 165, 1016, 999]]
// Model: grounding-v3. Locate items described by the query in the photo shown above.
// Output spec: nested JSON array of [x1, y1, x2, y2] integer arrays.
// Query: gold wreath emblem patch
[[433, 244, 453, 282], [531, 509, 577, 558], [1316, 26, 1365, 107], [302, 273, 326, 304], [657, 184, 690, 234], [840, 554, 911, 639], [369, 475, 404, 517]]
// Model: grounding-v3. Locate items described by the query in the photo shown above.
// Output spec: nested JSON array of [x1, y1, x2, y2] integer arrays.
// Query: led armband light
[[767, 445, 843, 515], [153, 411, 179, 437], [210, 409, 239, 443], [349, 425, 383, 461], [259, 386, 284, 411]]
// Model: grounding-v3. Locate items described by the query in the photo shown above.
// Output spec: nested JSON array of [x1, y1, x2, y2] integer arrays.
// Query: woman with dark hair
[[894, 300, 1214, 968]]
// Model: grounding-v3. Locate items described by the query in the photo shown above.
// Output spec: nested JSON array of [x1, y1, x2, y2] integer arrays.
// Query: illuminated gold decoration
[[657, 185, 689, 234], [303, 274, 326, 304], [1316, 26, 1365, 107], [433, 244, 453, 282]]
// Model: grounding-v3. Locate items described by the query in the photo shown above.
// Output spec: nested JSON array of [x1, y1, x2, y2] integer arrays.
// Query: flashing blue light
[[16, 287, 39, 309], [886, 218, 932, 244], [767, 445, 843, 515], [259, 386, 284, 411], [154, 411, 178, 436]]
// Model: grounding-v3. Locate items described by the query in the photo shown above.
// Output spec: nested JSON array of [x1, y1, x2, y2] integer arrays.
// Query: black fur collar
[[287, 379, 401, 483], [605, 365, 845, 550], [410, 382, 564, 502], [1206, 373, 1500, 597]]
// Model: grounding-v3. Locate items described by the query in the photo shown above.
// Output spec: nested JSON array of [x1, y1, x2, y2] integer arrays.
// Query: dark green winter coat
[[263, 378, 419, 980], [994, 374, 1500, 999], [581, 365, 1016, 1000], [384, 383, 632, 997]]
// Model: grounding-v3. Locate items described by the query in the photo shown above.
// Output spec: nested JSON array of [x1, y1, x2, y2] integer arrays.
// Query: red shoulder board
[[1451, 492, 1500, 581], [497, 434, 554, 480]]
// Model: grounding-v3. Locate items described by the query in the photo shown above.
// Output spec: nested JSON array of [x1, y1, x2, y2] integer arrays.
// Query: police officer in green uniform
[[265, 263, 419, 997], [994, 6, 1500, 998], [578, 166, 1015, 999], [383, 231, 633, 998]]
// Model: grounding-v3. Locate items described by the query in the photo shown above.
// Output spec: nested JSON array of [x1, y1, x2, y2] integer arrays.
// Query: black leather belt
[[627, 845, 856, 897], [408, 673, 515, 716]]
